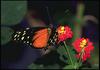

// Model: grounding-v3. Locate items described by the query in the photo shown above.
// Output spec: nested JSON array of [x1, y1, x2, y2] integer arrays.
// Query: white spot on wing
[[27, 36, 30, 39], [14, 38, 16, 40], [17, 35, 20, 37], [51, 39, 52, 42], [55, 38, 57, 41], [27, 41, 29, 43], [30, 43, 32, 45], [14, 34, 17, 37], [53, 36, 55, 39], [26, 28, 30, 30], [24, 31, 26, 33], [21, 37, 24, 40], [23, 33, 26, 35], [18, 32, 21, 34]]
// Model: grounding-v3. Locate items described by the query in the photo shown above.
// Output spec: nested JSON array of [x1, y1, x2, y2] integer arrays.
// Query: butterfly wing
[[32, 28, 51, 48]]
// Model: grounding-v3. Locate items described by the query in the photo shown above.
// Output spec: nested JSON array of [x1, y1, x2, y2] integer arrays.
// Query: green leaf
[[59, 55, 68, 63], [63, 65, 75, 69], [66, 46, 77, 65], [1, 27, 14, 45], [1, 1, 27, 25], [57, 44, 67, 57], [57, 44, 77, 65], [57, 45, 68, 63], [63, 63, 81, 69]]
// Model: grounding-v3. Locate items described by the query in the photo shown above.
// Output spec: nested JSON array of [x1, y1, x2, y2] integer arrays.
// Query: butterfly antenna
[[46, 6, 52, 26]]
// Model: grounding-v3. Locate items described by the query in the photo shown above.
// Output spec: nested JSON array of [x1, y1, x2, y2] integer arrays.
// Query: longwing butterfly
[[12, 27, 58, 50]]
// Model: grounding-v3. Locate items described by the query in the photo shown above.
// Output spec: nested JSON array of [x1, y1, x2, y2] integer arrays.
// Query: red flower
[[57, 26, 73, 43], [72, 38, 94, 61]]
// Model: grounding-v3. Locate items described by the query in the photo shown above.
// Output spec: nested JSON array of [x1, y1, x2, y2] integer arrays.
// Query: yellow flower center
[[80, 39, 87, 48], [58, 26, 65, 34]]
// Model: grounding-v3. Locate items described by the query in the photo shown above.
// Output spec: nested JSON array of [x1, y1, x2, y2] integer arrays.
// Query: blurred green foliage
[[88, 43, 99, 69], [1, 27, 14, 45], [1, 1, 27, 45], [28, 63, 60, 69], [1, 1, 27, 25]]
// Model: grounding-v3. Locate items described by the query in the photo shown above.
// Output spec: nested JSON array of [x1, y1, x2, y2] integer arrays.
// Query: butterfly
[[12, 27, 59, 51]]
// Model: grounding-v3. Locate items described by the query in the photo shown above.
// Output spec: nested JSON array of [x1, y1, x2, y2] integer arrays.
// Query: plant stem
[[63, 41, 74, 66], [78, 48, 84, 67]]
